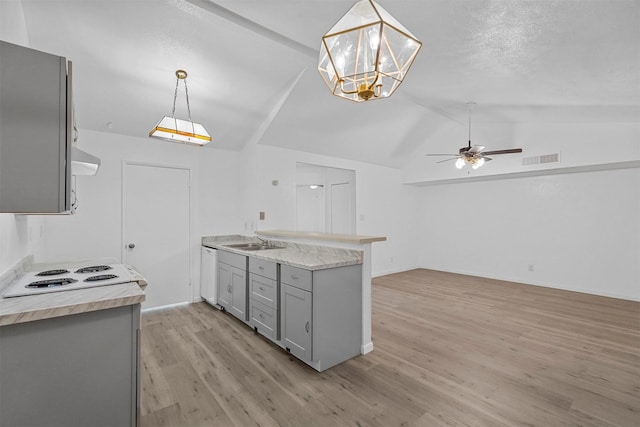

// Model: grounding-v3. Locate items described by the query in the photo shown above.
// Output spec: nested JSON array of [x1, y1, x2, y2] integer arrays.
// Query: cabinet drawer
[[250, 274, 276, 308], [281, 265, 312, 292], [218, 250, 247, 270], [250, 299, 276, 340], [249, 258, 277, 280]]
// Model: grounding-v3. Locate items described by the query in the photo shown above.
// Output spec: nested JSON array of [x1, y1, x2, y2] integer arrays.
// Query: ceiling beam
[[244, 67, 308, 148], [184, 0, 317, 58]]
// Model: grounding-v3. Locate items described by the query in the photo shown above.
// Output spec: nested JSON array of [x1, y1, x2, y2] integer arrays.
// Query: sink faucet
[[256, 236, 268, 244]]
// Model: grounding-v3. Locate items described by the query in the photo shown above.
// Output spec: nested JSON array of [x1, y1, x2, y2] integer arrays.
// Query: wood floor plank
[[139, 402, 187, 427], [140, 268, 640, 427]]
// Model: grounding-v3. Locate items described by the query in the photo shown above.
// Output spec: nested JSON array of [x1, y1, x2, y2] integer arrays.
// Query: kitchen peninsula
[[201, 230, 385, 371]]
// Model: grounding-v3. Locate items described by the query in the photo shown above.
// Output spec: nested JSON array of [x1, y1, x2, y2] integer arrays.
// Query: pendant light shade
[[149, 70, 211, 146], [318, 0, 422, 102], [149, 116, 211, 145]]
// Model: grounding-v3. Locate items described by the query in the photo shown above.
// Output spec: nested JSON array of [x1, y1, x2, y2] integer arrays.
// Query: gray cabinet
[[280, 264, 362, 372], [217, 250, 248, 322], [281, 282, 312, 362], [0, 304, 140, 427], [0, 41, 71, 213], [217, 261, 233, 308], [215, 248, 363, 371], [249, 258, 278, 340]]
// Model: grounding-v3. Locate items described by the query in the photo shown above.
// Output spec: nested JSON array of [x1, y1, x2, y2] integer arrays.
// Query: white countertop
[[201, 235, 363, 270], [256, 230, 386, 244], [0, 258, 145, 327]]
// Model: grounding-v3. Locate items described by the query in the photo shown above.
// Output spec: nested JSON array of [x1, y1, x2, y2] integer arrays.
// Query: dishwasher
[[200, 246, 218, 306]]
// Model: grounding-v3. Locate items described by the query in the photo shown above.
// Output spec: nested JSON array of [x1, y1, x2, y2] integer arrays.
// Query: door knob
[[128, 243, 136, 249]]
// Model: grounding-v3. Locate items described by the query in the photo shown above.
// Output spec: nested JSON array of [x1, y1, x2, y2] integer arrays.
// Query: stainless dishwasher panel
[[200, 246, 218, 306]]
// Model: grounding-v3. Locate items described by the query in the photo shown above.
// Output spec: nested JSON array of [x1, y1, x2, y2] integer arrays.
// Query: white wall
[[415, 167, 640, 301], [239, 143, 420, 276], [0, 215, 44, 273], [42, 129, 241, 298]]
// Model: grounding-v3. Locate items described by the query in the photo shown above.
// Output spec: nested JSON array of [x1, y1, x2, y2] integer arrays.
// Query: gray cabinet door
[[0, 305, 139, 426], [281, 283, 312, 362], [0, 41, 70, 213], [230, 266, 247, 321], [217, 261, 232, 309]]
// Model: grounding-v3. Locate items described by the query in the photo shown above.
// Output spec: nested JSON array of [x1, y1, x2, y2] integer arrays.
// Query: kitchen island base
[[0, 304, 140, 427]]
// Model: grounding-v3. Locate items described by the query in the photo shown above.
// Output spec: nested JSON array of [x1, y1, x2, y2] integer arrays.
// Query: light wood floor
[[140, 269, 640, 426]]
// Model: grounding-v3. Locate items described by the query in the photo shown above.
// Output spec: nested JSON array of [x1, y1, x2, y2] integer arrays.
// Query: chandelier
[[318, 0, 422, 102]]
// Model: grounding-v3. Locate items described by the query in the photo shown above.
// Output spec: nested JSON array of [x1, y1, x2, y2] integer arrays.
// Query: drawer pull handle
[[259, 266, 264, 270], [305, 321, 310, 333], [259, 286, 265, 291], [259, 313, 265, 319], [227, 285, 232, 293], [291, 275, 299, 280]]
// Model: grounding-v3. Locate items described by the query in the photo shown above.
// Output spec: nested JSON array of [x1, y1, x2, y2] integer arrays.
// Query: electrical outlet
[[259, 211, 265, 220], [528, 264, 534, 272]]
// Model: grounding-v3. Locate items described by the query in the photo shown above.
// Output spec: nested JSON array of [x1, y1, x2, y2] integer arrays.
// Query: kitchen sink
[[223, 243, 284, 251]]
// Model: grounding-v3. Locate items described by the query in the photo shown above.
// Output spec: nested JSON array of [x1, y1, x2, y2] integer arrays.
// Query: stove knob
[[128, 243, 136, 249]]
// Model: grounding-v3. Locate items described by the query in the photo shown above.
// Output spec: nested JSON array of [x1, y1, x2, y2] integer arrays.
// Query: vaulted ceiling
[[9, 0, 640, 167]]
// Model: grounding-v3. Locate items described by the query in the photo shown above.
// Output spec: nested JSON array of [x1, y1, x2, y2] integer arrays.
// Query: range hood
[[71, 146, 101, 175]]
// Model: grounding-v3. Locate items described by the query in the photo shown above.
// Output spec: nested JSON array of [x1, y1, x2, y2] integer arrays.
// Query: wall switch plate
[[259, 211, 265, 220]]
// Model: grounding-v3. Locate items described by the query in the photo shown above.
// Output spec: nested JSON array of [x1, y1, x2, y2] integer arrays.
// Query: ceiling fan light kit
[[149, 69, 212, 146], [318, 0, 422, 102], [427, 102, 523, 170]]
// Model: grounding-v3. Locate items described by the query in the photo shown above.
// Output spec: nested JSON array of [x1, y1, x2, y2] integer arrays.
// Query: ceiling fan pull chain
[[468, 104, 472, 148]]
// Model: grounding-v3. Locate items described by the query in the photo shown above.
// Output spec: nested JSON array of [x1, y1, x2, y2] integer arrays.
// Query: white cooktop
[[3, 264, 145, 298]]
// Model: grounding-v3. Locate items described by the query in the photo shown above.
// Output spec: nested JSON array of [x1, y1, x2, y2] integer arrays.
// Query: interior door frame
[[121, 160, 193, 303]]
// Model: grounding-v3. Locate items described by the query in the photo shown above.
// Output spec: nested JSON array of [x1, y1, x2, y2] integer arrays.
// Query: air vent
[[522, 153, 560, 166]]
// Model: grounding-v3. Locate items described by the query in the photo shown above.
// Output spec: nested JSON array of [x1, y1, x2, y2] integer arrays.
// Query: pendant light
[[318, 0, 422, 102], [149, 70, 211, 146]]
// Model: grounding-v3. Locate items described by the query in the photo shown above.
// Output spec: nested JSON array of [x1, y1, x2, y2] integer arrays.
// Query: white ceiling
[[13, 0, 640, 167]]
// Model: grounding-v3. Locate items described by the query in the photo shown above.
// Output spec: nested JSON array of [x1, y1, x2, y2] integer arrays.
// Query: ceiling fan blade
[[425, 153, 459, 156], [482, 148, 523, 155], [435, 157, 459, 164], [468, 145, 485, 153]]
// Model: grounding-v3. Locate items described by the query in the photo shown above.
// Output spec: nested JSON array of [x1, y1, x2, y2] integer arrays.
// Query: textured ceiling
[[8, 0, 640, 167]]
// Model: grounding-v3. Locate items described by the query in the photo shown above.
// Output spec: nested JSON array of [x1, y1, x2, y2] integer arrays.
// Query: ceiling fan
[[426, 102, 523, 169]]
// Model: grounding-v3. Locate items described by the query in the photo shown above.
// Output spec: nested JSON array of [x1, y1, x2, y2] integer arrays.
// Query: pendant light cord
[[171, 76, 193, 121], [184, 78, 192, 121]]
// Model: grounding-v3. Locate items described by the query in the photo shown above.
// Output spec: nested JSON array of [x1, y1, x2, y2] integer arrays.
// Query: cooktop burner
[[26, 278, 78, 288], [35, 269, 70, 277], [84, 274, 118, 282], [75, 265, 113, 274]]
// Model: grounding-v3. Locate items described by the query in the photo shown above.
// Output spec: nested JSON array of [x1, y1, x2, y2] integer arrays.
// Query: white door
[[123, 163, 190, 309], [330, 182, 352, 234], [296, 185, 325, 232]]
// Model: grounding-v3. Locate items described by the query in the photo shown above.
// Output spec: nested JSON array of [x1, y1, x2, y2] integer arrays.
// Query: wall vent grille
[[522, 153, 560, 166]]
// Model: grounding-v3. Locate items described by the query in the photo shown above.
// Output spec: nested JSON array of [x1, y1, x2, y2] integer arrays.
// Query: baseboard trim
[[361, 341, 374, 354]]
